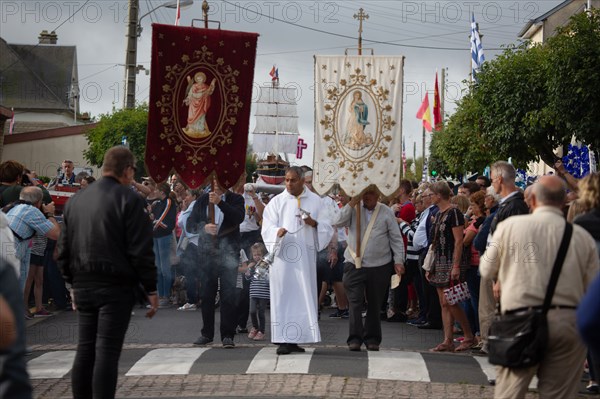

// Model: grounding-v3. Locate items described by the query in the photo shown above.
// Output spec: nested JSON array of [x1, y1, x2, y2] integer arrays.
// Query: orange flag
[[433, 72, 442, 131], [416, 93, 432, 132]]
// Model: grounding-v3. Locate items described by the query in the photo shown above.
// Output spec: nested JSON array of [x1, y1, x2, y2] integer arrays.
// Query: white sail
[[255, 86, 298, 105], [252, 84, 300, 154], [253, 133, 299, 154]]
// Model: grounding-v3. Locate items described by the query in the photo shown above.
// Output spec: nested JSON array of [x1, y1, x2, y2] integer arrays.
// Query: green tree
[[429, 91, 491, 175], [245, 142, 257, 182], [474, 42, 561, 168], [403, 156, 424, 182], [83, 104, 149, 169], [447, 10, 600, 169]]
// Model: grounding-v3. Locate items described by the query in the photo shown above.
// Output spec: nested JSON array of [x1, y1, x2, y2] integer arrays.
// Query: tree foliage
[[84, 104, 149, 169], [545, 9, 600, 150], [430, 91, 491, 175], [437, 9, 600, 171]]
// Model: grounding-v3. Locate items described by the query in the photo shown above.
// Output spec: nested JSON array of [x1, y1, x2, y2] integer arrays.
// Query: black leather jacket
[[57, 176, 157, 293]]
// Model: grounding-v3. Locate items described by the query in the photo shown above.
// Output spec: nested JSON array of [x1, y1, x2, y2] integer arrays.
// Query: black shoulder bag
[[488, 222, 573, 369]]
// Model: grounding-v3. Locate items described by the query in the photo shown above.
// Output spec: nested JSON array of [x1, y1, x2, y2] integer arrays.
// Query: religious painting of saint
[[343, 90, 373, 151], [182, 72, 216, 139]]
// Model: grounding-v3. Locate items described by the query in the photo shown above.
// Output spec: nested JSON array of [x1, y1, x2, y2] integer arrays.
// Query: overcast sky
[[1, 0, 563, 166]]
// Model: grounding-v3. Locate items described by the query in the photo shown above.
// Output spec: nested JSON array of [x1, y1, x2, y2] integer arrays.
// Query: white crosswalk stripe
[[126, 348, 209, 376], [27, 347, 490, 384], [246, 347, 315, 374], [27, 351, 76, 379], [368, 351, 430, 381]]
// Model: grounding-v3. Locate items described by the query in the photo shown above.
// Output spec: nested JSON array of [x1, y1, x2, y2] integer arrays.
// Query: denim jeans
[[0, 261, 32, 399], [153, 235, 173, 298], [462, 266, 481, 334], [181, 243, 199, 304], [72, 286, 135, 399]]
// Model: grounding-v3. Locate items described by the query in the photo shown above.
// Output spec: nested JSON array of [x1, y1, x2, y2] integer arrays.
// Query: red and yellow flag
[[416, 93, 432, 132]]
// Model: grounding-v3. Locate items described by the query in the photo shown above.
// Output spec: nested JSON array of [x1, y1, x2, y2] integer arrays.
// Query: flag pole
[[202, 0, 209, 29]]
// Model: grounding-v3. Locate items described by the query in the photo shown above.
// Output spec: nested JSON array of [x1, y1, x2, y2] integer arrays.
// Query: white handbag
[[422, 244, 435, 271]]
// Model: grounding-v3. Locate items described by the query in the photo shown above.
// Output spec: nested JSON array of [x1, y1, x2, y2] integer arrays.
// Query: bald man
[[480, 175, 599, 399]]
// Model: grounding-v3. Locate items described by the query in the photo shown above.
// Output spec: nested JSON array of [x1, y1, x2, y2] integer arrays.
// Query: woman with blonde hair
[[426, 181, 476, 352], [574, 173, 600, 394]]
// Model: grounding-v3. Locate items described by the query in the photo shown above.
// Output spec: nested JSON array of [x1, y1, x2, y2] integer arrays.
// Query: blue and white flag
[[470, 13, 485, 81]]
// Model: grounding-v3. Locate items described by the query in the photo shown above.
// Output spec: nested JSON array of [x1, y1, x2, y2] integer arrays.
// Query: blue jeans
[[72, 286, 135, 399], [462, 266, 480, 334], [0, 262, 32, 398], [153, 235, 173, 298]]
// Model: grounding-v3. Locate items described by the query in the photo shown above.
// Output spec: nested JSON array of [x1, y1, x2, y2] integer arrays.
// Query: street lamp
[[123, 0, 194, 109], [137, 0, 194, 37]]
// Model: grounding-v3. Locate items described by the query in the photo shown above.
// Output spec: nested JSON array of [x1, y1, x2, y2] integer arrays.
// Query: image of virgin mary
[[344, 90, 373, 151], [182, 72, 216, 139]]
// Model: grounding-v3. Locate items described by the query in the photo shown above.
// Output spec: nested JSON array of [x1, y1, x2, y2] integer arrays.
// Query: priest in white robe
[[261, 166, 334, 355]]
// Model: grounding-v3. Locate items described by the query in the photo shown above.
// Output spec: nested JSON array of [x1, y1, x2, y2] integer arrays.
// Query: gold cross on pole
[[353, 8, 369, 56]]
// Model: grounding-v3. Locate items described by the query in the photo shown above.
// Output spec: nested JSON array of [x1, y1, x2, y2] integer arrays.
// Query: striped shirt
[[399, 212, 422, 262]]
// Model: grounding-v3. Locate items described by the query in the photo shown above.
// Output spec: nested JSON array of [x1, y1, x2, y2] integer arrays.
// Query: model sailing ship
[[252, 68, 299, 185]]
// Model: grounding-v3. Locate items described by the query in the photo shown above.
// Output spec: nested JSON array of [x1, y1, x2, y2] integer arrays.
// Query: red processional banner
[[146, 24, 259, 188]]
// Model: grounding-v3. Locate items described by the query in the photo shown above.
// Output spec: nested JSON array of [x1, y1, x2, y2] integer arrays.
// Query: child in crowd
[[246, 243, 269, 341]]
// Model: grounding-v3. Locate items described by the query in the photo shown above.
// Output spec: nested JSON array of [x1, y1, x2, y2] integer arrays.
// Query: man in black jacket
[[58, 146, 158, 399], [187, 178, 245, 348], [478, 161, 529, 356]]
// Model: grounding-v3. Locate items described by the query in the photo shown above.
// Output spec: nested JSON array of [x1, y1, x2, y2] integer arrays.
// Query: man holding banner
[[335, 188, 405, 352]]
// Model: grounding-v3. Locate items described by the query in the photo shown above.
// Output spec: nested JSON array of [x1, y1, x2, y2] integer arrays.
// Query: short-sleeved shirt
[[6, 204, 54, 261]]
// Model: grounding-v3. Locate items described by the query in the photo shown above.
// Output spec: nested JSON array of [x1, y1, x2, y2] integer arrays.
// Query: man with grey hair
[[480, 175, 599, 398], [476, 161, 529, 357], [6, 186, 60, 293]]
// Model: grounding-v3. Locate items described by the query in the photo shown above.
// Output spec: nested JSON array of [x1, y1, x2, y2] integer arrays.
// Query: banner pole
[[355, 202, 361, 269]]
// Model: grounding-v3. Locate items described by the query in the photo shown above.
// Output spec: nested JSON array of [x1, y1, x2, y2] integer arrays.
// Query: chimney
[[38, 30, 58, 44]]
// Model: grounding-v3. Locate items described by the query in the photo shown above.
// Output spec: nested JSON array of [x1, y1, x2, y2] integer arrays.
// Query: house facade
[[0, 30, 95, 173]]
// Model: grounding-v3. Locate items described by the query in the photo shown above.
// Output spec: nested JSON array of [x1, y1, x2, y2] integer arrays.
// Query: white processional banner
[[313, 55, 404, 197]]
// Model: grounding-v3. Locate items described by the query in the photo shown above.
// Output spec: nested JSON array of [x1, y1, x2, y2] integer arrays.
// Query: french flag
[[269, 66, 278, 81]]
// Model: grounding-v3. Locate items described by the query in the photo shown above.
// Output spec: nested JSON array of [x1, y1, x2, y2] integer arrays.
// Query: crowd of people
[[1, 148, 599, 399]]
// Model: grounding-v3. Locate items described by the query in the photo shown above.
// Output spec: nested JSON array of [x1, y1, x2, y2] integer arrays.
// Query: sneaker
[[193, 336, 213, 346], [24, 311, 34, 320], [222, 337, 235, 348], [34, 308, 53, 317], [248, 328, 258, 339], [340, 309, 349, 319], [236, 326, 249, 334], [329, 309, 342, 318], [253, 331, 265, 341], [177, 303, 197, 311]]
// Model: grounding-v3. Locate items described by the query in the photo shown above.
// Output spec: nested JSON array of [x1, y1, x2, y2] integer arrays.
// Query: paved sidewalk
[[33, 374, 506, 398]]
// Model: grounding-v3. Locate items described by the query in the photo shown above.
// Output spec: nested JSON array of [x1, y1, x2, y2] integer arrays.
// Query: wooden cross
[[353, 8, 369, 56]]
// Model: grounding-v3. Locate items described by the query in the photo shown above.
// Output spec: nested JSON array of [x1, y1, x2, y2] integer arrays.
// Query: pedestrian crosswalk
[[27, 346, 500, 385]]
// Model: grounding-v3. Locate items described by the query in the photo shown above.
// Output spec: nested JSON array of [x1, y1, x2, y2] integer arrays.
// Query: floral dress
[[428, 207, 469, 288]]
